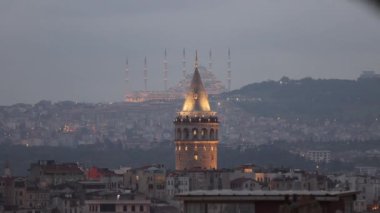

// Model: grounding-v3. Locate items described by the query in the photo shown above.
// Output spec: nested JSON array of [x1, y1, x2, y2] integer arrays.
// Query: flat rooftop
[[176, 190, 358, 201]]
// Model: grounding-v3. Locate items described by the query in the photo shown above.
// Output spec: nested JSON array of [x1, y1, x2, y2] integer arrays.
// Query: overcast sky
[[0, 0, 379, 105]]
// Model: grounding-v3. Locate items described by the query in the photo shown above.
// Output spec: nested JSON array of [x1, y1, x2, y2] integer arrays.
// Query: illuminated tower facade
[[174, 51, 219, 170]]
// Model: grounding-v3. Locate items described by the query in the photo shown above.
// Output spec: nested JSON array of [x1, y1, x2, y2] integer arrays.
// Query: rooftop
[[181, 52, 212, 114], [176, 189, 358, 201]]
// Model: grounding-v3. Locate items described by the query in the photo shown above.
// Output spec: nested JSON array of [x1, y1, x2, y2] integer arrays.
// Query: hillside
[[224, 77, 380, 121]]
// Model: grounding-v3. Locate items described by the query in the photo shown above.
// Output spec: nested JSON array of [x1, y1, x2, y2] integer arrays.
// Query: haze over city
[[0, 0, 380, 105]]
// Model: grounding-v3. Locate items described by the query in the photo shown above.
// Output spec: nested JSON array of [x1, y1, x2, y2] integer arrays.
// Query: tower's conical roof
[[182, 54, 211, 112]]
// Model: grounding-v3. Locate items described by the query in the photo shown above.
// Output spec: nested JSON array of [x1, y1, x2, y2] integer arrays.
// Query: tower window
[[201, 128, 207, 139], [185, 146, 188, 151], [184, 128, 189, 139], [194, 151, 198, 160], [193, 93, 198, 100], [176, 128, 182, 140], [210, 129, 215, 140], [192, 128, 198, 139]]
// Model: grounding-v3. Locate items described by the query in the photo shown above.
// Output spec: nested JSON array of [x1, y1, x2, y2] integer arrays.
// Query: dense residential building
[[28, 160, 85, 186], [344, 174, 380, 212], [86, 167, 123, 191], [123, 164, 167, 200], [84, 196, 150, 213], [230, 178, 262, 191], [177, 190, 357, 213], [166, 173, 190, 199]]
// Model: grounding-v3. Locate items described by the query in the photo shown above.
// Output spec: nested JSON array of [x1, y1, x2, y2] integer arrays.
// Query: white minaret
[[163, 49, 168, 90], [125, 58, 129, 90], [182, 48, 186, 78], [144, 56, 148, 91], [227, 48, 232, 91], [208, 49, 212, 72], [124, 58, 130, 101]]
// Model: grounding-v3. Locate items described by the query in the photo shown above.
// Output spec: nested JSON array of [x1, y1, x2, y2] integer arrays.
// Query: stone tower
[[174, 51, 219, 170]]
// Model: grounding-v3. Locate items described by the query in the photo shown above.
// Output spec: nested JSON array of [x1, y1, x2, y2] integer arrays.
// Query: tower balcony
[[174, 114, 218, 124]]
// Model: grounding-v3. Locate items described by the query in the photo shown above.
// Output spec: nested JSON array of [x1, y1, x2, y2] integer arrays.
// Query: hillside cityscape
[[1, 1, 380, 212], [1, 70, 380, 212]]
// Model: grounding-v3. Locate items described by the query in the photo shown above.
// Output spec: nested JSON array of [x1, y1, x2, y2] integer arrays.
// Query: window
[[210, 129, 215, 140], [184, 128, 189, 139], [201, 128, 207, 139], [176, 128, 182, 140], [140, 205, 144, 212], [192, 128, 198, 139], [132, 205, 135, 212], [100, 204, 115, 212]]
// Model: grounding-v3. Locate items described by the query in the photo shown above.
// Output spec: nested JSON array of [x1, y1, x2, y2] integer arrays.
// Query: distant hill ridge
[[224, 77, 380, 121]]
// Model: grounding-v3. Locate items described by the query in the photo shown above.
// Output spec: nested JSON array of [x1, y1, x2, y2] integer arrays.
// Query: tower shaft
[[174, 51, 219, 171]]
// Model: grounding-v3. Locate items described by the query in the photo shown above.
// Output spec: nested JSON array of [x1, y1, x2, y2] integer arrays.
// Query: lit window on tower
[[194, 154, 198, 160], [185, 146, 188, 151]]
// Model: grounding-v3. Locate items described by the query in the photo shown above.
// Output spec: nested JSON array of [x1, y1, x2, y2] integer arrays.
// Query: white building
[[305, 150, 331, 163], [166, 174, 190, 199]]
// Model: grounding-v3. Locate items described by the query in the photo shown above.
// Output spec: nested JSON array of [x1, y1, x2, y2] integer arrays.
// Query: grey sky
[[0, 0, 379, 105]]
